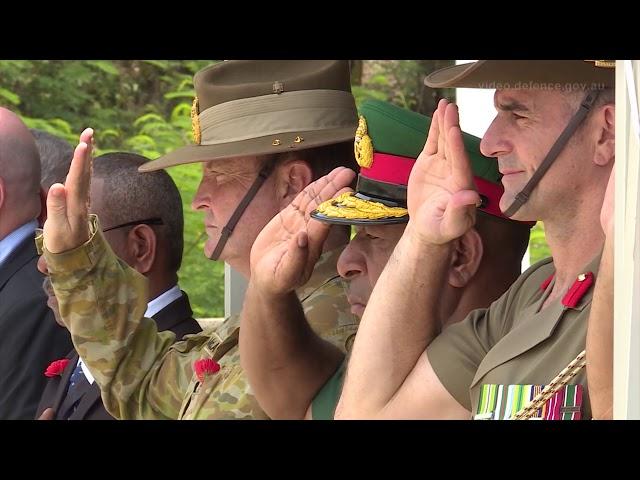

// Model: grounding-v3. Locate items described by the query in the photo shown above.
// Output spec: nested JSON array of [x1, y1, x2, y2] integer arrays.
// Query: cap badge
[[191, 97, 201, 145], [354, 115, 374, 168]]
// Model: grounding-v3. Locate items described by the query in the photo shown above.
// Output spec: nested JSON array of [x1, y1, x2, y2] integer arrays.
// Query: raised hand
[[43, 128, 94, 254], [406, 99, 480, 245], [249, 166, 355, 296]]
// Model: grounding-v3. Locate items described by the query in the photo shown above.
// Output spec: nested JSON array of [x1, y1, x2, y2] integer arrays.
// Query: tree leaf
[[0, 87, 20, 105], [85, 60, 119, 76]]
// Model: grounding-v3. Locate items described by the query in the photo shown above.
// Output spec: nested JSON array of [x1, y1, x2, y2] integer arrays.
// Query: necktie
[[58, 361, 90, 420]]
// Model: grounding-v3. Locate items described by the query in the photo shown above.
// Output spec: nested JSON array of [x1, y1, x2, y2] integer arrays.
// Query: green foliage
[[0, 87, 20, 105], [0, 60, 223, 316], [0, 60, 213, 153], [353, 60, 456, 114], [529, 222, 552, 265]]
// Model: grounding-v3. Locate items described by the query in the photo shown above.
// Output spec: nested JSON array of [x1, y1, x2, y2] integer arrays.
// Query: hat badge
[[191, 97, 202, 145], [354, 115, 374, 168]]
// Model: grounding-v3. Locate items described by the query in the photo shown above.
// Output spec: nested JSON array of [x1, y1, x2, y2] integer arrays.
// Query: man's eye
[[512, 112, 526, 120], [365, 233, 379, 240], [206, 172, 231, 184]]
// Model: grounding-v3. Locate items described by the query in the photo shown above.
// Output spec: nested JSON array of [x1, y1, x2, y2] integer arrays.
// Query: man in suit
[[0, 108, 74, 420], [36, 152, 201, 420]]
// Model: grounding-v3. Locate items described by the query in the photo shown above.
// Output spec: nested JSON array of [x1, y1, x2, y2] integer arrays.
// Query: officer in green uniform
[[240, 99, 532, 419], [37, 60, 361, 419], [334, 60, 615, 420]]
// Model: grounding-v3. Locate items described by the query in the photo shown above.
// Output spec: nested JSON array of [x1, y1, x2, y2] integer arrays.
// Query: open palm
[[249, 167, 355, 295], [43, 128, 94, 254], [407, 100, 480, 245]]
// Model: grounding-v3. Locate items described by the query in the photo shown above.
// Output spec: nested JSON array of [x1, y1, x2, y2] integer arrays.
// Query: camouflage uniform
[[39, 215, 358, 419]]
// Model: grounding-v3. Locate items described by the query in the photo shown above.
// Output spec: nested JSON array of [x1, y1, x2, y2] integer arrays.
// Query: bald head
[[0, 108, 42, 238]]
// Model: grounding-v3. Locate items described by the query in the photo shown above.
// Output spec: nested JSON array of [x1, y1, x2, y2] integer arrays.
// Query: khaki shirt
[[427, 255, 601, 420], [41, 216, 358, 420]]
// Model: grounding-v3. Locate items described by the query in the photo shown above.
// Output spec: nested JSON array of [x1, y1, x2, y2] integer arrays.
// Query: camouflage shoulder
[[211, 313, 241, 340], [170, 329, 213, 354]]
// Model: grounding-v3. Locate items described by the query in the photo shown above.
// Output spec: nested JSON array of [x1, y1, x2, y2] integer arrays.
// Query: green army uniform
[[41, 60, 361, 419], [420, 60, 615, 419], [39, 218, 357, 419], [427, 255, 599, 420], [309, 99, 528, 419], [313, 256, 599, 420]]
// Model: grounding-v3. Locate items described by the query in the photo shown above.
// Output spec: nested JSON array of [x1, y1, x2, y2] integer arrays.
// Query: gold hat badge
[[354, 115, 374, 168], [191, 97, 201, 145]]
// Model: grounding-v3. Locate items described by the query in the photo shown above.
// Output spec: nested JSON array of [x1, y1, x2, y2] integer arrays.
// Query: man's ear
[[275, 160, 313, 210], [126, 224, 157, 275], [37, 186, 48, 227], [593, 104, 615, 167], [448, 228, 484, 288]]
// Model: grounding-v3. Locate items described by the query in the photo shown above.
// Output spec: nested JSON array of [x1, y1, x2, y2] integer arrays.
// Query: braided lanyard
[[513, 350, 586, 420]]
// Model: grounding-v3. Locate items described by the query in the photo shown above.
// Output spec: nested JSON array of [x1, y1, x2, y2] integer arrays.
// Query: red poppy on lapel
[[44, 359, 70, 377]]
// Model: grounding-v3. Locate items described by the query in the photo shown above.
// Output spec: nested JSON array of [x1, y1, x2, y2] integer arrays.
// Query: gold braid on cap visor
[[314, 192, 407, 220]]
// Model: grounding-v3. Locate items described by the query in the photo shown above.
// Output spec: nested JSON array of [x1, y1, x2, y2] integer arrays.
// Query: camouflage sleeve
[[40, 215, 205, 420], [303, 275, 359, 354]]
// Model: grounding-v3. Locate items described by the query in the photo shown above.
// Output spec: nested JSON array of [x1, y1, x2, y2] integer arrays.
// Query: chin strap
[[503, 90, 601, 218], [208, 160, 276, 261]]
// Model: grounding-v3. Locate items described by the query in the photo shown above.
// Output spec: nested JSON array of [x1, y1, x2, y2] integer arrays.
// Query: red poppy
[[45, 359, 70, 377], [193, 358, 221, 382]]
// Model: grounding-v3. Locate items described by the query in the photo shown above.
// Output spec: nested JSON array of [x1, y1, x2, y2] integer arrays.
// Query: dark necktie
[[57, 362, 91, 420]]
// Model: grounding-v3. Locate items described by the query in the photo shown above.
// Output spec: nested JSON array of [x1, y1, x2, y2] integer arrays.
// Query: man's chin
[[499, 196, 537, 222], [203, 237, 221, 260]]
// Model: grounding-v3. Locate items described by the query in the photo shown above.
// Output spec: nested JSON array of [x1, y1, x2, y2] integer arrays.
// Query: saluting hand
[[406, 99, 480, 245], [249, 167, 355, 296]]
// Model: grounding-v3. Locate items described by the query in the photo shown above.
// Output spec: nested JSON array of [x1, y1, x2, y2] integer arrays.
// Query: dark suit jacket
[[0, 235, 74, 420], [35, 291, 201, 420]]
